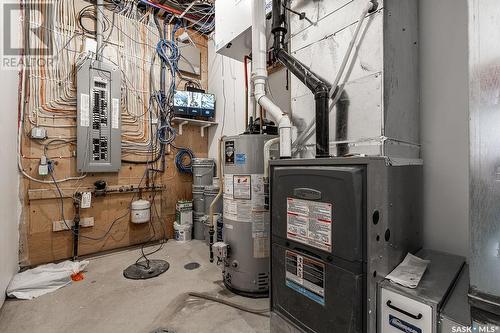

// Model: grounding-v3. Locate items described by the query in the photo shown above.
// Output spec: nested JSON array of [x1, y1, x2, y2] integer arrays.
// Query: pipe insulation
[[252, 0, 292, 158]]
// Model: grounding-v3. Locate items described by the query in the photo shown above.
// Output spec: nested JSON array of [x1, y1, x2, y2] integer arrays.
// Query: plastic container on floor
[[174, 222, 192, 242]]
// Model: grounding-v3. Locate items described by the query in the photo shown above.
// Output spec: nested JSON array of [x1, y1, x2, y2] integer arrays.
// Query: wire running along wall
[[18, 0, 209, 266]]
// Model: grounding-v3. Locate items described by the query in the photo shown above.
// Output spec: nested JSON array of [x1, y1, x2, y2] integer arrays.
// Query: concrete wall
[[0, 3, 20, 307], [419, 0, 469, 258]]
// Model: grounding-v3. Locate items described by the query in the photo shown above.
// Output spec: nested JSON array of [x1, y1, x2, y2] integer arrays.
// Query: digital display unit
[[173, 91, 215, 119]]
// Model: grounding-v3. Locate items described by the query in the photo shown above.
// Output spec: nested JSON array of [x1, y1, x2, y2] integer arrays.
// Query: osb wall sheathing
[[19, 4, 210, 266]]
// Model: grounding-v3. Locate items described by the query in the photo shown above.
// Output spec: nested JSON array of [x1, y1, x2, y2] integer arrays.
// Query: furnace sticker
[[285, 250, 325, 306], [286, 198, 332, 252]]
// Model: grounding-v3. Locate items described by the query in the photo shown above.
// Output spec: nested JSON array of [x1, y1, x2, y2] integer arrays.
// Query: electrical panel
[[77, 58, 121, 173]]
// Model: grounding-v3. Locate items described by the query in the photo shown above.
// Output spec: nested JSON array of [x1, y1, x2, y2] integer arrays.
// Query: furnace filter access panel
[[271, 165, 366, 333]]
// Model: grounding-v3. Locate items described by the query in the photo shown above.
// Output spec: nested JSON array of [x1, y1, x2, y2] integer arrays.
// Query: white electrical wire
[[18, 0, 183, 182]]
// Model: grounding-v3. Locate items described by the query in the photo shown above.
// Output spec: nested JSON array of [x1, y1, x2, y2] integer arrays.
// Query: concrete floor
[[0, 241, 270, 333]]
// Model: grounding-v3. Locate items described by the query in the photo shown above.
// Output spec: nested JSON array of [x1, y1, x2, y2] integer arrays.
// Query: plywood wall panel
[[19, 5, 210, 266]]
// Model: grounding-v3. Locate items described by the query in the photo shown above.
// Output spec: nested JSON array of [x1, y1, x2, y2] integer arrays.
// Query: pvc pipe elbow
[[278, 115, 292, 130]]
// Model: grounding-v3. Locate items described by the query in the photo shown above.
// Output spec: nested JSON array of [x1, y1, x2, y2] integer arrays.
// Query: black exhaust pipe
[[272, 0, 331, 158]]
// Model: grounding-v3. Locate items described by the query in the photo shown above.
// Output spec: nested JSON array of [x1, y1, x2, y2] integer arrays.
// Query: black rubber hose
[[187, 292, 270, 317]]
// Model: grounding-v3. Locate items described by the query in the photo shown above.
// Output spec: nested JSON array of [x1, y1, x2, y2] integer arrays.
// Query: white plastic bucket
[[174, 222, 192, 242]]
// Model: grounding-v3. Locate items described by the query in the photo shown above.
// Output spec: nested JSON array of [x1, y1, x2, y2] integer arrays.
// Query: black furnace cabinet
[[269, 157, 423, 333]]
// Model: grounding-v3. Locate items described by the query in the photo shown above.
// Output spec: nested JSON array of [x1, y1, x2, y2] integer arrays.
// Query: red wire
[[144, 0, 203, 21]]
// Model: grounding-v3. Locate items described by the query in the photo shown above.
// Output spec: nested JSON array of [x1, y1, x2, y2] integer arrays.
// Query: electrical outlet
[[38, 156, 49, 176], [53, 217, 95, 232]]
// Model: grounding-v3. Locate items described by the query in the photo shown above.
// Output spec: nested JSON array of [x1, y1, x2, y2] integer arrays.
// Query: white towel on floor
[[6, 260, 89, 300]]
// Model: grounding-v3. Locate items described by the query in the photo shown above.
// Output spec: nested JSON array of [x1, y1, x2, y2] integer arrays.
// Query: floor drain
[[184, 262, 201, 270], [151, 328, 173, 333]]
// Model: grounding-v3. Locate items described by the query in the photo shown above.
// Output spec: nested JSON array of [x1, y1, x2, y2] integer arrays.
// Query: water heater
[[218, 133, 277, 297]]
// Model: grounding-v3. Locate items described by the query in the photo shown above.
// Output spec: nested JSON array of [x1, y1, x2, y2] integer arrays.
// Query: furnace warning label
[[286, 198, 332, 252], [285, 251, 325, 306]]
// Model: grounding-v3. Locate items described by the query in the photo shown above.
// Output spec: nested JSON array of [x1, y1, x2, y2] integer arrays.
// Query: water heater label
[[224, 174, 268, 258], [225, 141, 235, 164], [285, 251, 325, 306], [235, 153, 246, 165], [233, 175, 251, 200], [286, 198, 332, 252]]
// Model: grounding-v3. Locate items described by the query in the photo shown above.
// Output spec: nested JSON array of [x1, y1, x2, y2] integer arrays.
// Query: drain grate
[[151, 328, 173, 333], [184, 262, 201, 270]]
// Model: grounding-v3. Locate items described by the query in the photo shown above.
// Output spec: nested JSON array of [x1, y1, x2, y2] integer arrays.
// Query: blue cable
[[174, 146, 194, 174]]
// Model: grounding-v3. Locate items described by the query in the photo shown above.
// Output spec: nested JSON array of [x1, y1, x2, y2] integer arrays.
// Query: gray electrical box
[[178, 44, 201, 76], [77, 58, 121, 173]]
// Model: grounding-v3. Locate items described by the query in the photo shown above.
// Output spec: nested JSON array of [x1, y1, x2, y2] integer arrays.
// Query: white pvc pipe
[[252, 0, 292, 158], [264, 138, 280, 180], [210, 137, 224, 229]]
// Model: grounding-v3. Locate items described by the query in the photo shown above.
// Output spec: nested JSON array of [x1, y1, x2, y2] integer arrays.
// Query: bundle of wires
[[173, 145, 194, 174], [156, 21, 181, 102], [138, 0, 215, 34]]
